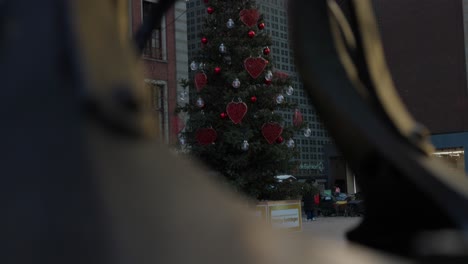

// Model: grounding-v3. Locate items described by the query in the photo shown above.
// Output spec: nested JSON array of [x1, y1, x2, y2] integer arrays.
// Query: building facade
[[186, 0, 334, 180], [131, 0, 189, 144], [372, 0, 468, 173]]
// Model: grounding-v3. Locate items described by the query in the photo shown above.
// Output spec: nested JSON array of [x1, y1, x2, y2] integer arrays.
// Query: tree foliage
[[178, 0, 306, 200]]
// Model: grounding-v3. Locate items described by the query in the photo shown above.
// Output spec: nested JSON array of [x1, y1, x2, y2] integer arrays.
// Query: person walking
[[303, 192, 316, 221]]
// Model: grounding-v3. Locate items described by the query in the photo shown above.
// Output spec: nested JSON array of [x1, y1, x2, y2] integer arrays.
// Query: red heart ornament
[[293, 109, 303, 127], [262, 122, 283, 144], [274, 71, 289, 80], [239, 9, 260, 27], [195, 73, 208, 92], [196, 128, 217, 145], [244, 57, 268, 79], [226, 102, 248, 124]]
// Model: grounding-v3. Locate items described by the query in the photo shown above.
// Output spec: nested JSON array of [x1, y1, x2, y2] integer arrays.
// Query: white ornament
[[219, 43, 227, 54], [190, 61, 198, 71], [179, 91, 187, 101], [196, 97, 205, 108], [232, 78, 241, 89], [304, 128, 312, 137], [286, 86, 294, 96], [199, 62, 205, 70], [265, 70, 273, 81], [227, 18, 235, 29], [286, 138, 295, 148], [276, 94, 285, 104], [179, 135, 186, 145], [241, 140, 249, 151]]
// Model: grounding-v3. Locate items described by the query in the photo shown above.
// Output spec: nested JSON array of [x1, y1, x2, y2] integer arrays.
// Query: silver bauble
[[227, 18, 235, 29], [276, 94, 285, 104], [265, 70, 273, 81], [196, 97, 205, 108], [232, 78, 241, 89], [286, 86, 294, 96], [190, 61, 198, 71], [219, 43, 227, 54], [241, 140, 249, 151]]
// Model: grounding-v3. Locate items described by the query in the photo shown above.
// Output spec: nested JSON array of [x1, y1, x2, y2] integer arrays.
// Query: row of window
[[301, 154, 323, 160]]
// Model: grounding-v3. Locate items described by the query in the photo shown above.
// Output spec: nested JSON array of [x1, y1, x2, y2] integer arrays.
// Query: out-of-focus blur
[[2, 0, 468, 263]]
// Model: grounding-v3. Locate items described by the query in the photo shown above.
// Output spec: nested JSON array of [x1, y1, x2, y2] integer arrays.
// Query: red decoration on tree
[[258, 22, 265, 30], [201, 37, 208, 44], [263, 47, 270, 55], [226, 102, 248, 124], [244, 57, 268, 79], [274, 71, 289, 80], [239, 9, 260, 27], [248, 30, 256, 38], [262, 122, 283, 144], [220, 112, 227, 119], [172, 115, 185, 134], [264, 79, 272, 85], [293, 108, 303, 127], [207, 7, 214, 14], [194, 72, 208, 92], [196, 128, 217, 145], [214, 66, 221, 74], [250, 96, 257, 103], [276, 136, 284, 144]]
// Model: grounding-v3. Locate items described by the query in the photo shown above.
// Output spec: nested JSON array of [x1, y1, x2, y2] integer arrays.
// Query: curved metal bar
[[290, 0, 468, 258]]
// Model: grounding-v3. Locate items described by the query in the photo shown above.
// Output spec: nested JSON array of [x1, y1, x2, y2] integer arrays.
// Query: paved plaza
[[285, 216, 363, 248], [301, 216, 362, 241]]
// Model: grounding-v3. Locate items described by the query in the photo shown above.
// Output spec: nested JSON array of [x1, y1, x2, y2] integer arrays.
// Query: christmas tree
[[178, 0, 306, 200]]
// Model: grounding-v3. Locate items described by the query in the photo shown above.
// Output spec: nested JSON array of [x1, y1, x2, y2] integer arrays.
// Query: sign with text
[[267, 200, 302, 232], [299, 161, 324, 172]]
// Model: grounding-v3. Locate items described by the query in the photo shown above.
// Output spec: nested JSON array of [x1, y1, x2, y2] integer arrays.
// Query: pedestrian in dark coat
[[303, 193, 316, 221]]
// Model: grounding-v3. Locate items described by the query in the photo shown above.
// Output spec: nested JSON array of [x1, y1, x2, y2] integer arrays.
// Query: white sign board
[[270, 208, 301, 229]]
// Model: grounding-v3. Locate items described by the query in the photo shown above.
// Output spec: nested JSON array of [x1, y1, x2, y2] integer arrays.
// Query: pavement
[[301, 216, 362, 241], [286, 216, 363, 248], [279, 217, 409, 263]]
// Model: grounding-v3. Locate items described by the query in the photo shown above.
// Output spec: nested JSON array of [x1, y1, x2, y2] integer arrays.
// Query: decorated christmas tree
[[178, 0, 306, 200]]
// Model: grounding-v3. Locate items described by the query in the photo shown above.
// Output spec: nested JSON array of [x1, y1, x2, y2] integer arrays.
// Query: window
[[143, 1, 163, 60], [145, 80, 169, 143]]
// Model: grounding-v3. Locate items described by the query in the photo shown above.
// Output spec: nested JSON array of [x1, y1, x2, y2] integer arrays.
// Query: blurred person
[[303, 192, 316, 221]]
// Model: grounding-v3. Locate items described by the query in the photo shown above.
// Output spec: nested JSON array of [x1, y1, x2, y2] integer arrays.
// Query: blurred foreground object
[[0, 0, 463, 263], [290, 0, 468, 260]]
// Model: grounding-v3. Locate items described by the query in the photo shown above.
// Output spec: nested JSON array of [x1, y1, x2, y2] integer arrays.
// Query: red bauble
[[207, 7, 214, 14], [220, 112, 227, 119], [276, 136, 284, 144], [264, 79, 272, 85], [258, 22, 265, 30], [214, 67, 221, 74], [248, 30, 256, 38], [263, 47, 271, 55], [201, 37, 208, 44], [250, 96, 257, 103]]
